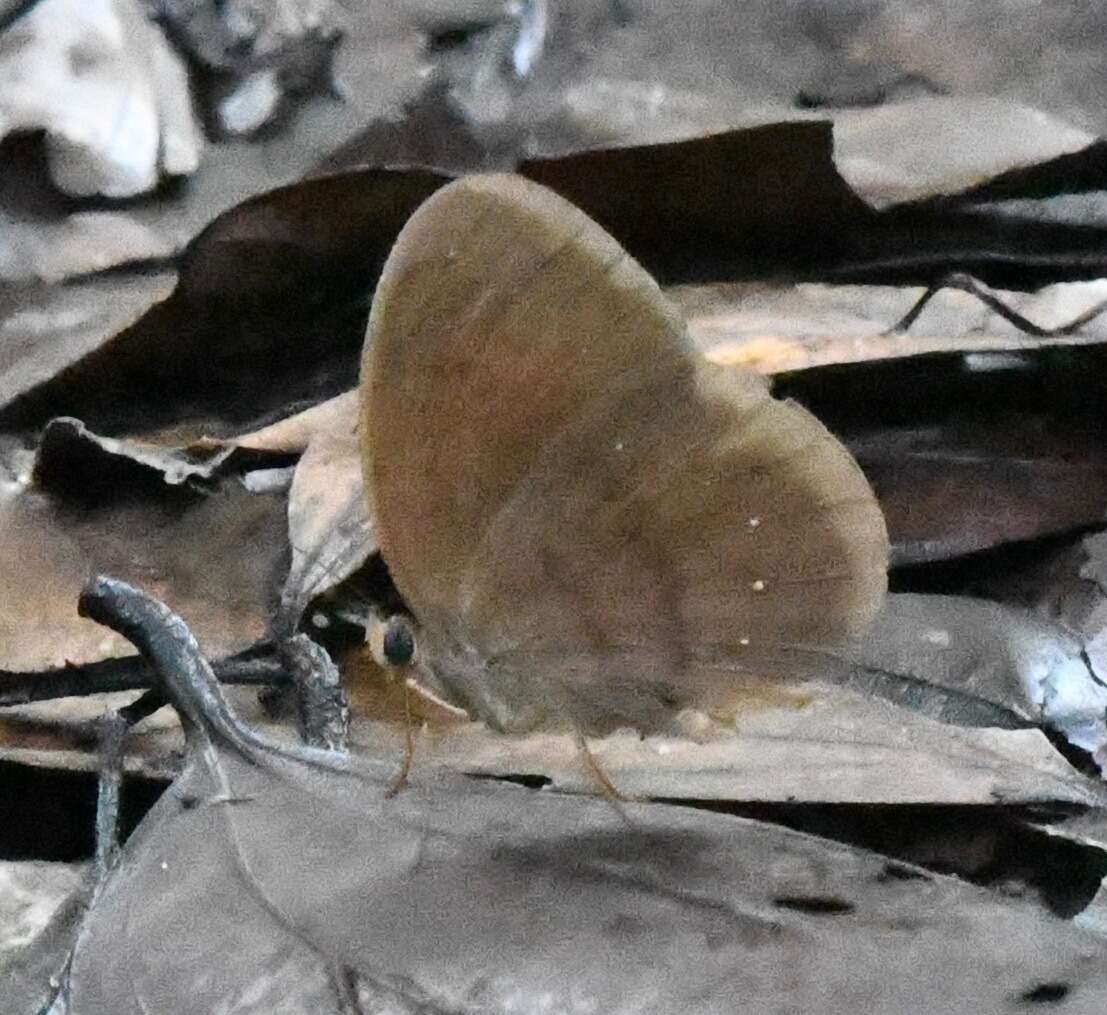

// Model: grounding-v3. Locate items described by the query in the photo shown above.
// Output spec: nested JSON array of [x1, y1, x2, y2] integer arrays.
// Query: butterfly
[[360, 173, 887, 738]]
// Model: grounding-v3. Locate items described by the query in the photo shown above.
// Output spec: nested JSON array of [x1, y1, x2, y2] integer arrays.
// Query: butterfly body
[[361, 174, 888, 737]]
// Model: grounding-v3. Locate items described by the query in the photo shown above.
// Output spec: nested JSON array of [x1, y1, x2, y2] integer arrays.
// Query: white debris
[[0, 0, 202, 197]]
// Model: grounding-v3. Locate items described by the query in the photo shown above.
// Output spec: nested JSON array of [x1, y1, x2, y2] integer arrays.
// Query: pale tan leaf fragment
[[220, 390, 359, 455], [832, 97, 1095, 208], [0, 480, 286, 672], [0, 273, 177, 415], [0, 213, 174, 285], [278, 393, 375, 630], [676, 279, 1107, 374]]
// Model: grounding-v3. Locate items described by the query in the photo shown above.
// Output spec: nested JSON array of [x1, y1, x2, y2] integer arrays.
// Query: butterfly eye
[[382, 615, 416, 667], [368, 613, 417, 669]]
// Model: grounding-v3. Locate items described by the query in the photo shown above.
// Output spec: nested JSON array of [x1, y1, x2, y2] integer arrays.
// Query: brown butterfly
[[360, 173, 887, 739]]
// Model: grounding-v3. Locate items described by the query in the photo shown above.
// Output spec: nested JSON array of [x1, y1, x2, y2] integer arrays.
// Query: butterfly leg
[[573, 729, 629, 802], [385, 678, 418, 798]]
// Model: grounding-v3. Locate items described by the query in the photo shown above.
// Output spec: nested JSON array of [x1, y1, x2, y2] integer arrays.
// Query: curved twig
[[885, 272, 1107, 337], [77, 576, 259, 756]]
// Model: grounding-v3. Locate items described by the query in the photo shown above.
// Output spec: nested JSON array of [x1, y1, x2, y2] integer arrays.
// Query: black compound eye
[[382, 616, 416, 666]]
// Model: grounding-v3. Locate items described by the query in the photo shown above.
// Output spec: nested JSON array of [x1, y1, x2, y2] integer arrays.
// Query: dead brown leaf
[[58, 672, 1107, 1015], [851, 419, 1107, 567], [0, 455, 286, 672]]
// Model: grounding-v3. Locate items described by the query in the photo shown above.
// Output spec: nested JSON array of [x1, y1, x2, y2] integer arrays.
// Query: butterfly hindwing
[[362, 174, 887, 733]]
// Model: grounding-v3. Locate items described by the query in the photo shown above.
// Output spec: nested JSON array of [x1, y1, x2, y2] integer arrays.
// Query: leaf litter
[[39, 579, 1107, 1014], [8, 11, 1107, 1009]]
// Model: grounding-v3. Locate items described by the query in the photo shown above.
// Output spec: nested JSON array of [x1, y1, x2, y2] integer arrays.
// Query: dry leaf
[[0, 464, 286, 671], [0, 212, 174, 286], [678, 279, 1107, 373], [520, 120, 873, 281], [0, 273, 177, 418], [61, 682, 1107, 1015], [832, 97, 1096, 208], [837, 593, 1107, 757], [279, 392, 375, 630], [851, 419, 1107, 568], [989, 530, 1107, 713], [217, 389, 359, 455], [347, 685, 1104, 806], [0, 170, 449, 435], [0, 860, 87, 1015], [0, 861, 85, 956], [33, 417, 241, 492]]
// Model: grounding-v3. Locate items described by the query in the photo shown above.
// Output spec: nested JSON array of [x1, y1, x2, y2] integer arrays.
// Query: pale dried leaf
[[280, 395, 375, 629], [347, 686, 1104, 806], [0, 861, 88, 1015], [837, 593, 1107, 756], [223, 390, 359, 454], [0, 212, 174, 285], [0, 861, 85, 956], [0, 0, 202, 197], [833, 98, 1095, 208], [677, 279, 1107, 373]]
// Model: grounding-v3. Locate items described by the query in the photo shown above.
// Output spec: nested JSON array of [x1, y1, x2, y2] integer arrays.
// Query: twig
[[75, 577, 353, 773], [118, 688, 168, 727], [93, 712, 128, 879], [885, 271, 1107, 337], [281, 634, 348, 752], [77, 576, 262, 755], [92, 690, 169, 882], [0, 645, 286, 709]]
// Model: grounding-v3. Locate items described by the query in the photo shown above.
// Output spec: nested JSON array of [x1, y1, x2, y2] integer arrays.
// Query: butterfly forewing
[[362, 173, 888, 734]]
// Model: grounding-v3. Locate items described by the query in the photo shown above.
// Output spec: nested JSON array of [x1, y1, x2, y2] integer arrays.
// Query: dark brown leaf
[[63, 688, 1107, 1014]]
